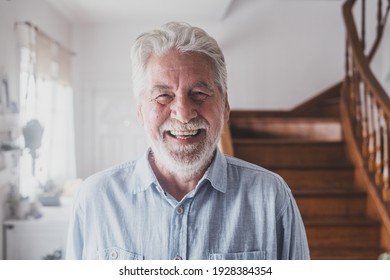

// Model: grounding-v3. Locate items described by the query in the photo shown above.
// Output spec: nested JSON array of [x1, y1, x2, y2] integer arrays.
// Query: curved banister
[[341, 0, 390, 202], [343, 0, 390, 115]]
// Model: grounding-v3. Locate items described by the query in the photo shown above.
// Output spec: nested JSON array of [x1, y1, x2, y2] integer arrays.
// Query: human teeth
[[170, 130, 199, 136]]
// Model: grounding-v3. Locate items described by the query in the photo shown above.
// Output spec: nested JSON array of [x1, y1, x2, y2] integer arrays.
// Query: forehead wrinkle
[[146, 52, 217, 96]]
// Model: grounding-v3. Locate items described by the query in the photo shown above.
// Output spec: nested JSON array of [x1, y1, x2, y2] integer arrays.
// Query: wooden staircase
[[229, 87, 384, 259]]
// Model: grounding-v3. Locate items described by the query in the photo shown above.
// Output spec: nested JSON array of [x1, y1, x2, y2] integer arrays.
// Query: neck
[[148, 151, 212, 201]]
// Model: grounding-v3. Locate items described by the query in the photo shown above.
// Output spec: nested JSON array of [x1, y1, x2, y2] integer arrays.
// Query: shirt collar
[[128, 148, 227, 194], [128, 149, 158, 194], [201, 149, 227, 193]]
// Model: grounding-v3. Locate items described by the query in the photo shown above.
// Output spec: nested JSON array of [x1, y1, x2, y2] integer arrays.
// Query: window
[[16, 23, 76, 198]]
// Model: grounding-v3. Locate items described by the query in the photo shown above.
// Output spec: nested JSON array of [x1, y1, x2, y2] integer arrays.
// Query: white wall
[[0, 0, 72, 259], [219, 0, 346, 109], [381, 20, 390, 93]]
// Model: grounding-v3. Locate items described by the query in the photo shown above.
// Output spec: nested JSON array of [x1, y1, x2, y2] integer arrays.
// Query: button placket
[[176, 205, 184, 215], [170, 200, 191, 260]]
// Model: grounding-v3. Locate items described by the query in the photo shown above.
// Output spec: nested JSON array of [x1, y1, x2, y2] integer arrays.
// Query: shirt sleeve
[[65, 194, 85, 259], [277, 189, 311, 260]]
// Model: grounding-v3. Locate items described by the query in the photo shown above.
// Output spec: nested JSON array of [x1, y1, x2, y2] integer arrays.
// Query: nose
[[170, 96, 197, 123]]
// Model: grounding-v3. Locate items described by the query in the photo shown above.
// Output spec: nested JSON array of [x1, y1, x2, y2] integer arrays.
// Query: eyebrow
[[150, 85, 172, 97], [150, 81, 215, 94], [191, 81, 214, 92], [151, 85, 172, 92]]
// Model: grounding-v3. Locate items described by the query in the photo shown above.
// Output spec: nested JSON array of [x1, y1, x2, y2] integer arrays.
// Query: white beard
[[146, 116, 223, 181]]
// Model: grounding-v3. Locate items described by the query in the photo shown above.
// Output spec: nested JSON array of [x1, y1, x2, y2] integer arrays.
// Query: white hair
[[130, 22, 227, 101]]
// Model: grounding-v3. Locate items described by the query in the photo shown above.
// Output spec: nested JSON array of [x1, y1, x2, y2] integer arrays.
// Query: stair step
[[304, 216, 380, 248], [296, 99, 341, 118], [310, 247, 382, 260], [231, 116, 342, 141], [290, 84, 342, 118], [233, 140, 349, 167], [294, 188, 367, 216], [228, 88, 388, 259], [270, 166, 355, 190], [303, 215, 378, 226]]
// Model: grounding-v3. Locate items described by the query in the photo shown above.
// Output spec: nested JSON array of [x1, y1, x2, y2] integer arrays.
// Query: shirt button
[[174, 255, 183, 260], [110, 250, 118, 259], [176, 205, 184, 215]]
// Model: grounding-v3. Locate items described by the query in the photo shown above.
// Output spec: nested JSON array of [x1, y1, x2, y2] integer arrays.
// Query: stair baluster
[[368, 92, 376, 172], [383, 117, 390, 200], [361, 82, 369, 159], [375, 107, 384, 187]]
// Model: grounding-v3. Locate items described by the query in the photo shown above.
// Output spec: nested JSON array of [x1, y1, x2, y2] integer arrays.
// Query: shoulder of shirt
[[77, 160, 138, 194], [88, 160, 137, 180], [71, 160, 140, 212]]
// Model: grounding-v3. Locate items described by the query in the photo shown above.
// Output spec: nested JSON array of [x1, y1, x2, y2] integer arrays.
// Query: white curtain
[[17, 23, 76, 198]]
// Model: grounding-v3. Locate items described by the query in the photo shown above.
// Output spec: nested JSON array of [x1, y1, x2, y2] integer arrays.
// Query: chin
[[153, 141, 217, 181]]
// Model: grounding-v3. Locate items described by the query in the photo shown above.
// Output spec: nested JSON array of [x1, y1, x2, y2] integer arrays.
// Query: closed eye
[[190, 91, 209, 103], [155, 94, 173, 105]]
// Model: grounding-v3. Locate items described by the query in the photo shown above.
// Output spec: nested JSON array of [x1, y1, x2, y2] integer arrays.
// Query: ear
[[223, 94, 230, 123]]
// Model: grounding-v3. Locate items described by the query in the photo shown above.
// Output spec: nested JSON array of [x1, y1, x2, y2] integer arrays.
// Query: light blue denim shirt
[[66, 149, 310, 260]]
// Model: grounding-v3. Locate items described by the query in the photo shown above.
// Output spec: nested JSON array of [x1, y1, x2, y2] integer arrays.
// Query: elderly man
[[66, 22, 310, 260]]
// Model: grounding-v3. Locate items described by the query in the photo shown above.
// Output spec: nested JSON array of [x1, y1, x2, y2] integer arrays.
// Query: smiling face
[[137, 50, 230, 180]]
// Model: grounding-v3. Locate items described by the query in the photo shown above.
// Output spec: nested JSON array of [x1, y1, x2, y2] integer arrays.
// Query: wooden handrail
[[342, 0, 390, 202], [344, 1, 390, 114]]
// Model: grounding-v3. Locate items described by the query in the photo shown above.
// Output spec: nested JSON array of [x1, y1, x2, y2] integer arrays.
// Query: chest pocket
[[98, 247, 144, 260], [209, 251, 266, 260]]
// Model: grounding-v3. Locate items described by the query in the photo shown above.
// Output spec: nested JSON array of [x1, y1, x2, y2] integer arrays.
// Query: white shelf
[[4, 205, 71, 259]]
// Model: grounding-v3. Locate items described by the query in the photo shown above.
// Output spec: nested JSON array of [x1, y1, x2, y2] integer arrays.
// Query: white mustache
[[160, 118, 209, 134]]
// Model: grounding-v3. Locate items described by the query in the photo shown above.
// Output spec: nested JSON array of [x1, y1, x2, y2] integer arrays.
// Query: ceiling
[[46, 0, 235, 24]]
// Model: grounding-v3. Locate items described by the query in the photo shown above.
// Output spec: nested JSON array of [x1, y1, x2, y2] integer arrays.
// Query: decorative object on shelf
[[22, 119, 44, 175], [6, 182, 42, 220], [37, 179, 62, 207], [1, 146, 20, 170], [15, 196, 30, 219], [0, 74, 9, 114], [6, 183, 27, 219], [0, 143, 20, 151], [0, 73, 17, 114], [42, 250, 62, 260], [6, 183, 19, 218]]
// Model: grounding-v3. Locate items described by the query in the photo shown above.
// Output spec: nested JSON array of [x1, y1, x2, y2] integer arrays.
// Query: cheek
[[214, 108, 228, 133], [143, 104, 169, 132], [201, 107, 224, 130]]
